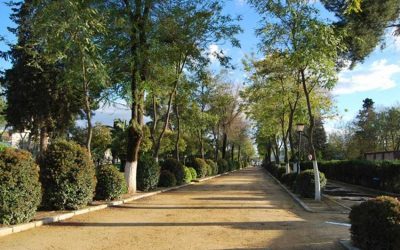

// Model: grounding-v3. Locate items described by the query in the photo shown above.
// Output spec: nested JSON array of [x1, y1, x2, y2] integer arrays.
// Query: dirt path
[[0, 167, 349, 250]]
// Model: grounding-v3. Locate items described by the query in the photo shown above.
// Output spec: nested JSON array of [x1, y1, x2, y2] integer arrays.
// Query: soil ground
[[0, 167, 349, 250]]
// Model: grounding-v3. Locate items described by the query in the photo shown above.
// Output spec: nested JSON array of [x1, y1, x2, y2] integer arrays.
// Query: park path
[[0, 167, 349, 250]]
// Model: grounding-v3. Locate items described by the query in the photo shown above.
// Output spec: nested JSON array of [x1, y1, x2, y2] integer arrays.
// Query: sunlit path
[[0, 167, 348, 250]]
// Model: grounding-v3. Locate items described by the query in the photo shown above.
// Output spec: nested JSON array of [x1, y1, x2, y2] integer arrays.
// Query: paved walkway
[[0, 167, 349, 250]]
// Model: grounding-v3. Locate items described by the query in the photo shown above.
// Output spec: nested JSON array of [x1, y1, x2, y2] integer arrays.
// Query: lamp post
[[296, 123, 305, 174]]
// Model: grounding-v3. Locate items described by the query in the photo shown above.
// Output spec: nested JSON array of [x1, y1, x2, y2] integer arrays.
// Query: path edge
[[0, 168, 241, 238]]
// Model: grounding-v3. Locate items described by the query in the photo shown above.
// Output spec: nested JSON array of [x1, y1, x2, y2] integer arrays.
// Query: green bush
[[39, 140, 96, 210], [188, 167, 197, 180], [161, 158, 185, 185], [0, 148, 41, 225], [294, 169, 327, 198], [281, 172, 298, 189], [95, 165, 127, 201], [183, 166, 192, 183], [277, 167, 287, 180], [350, 196, 400, 250], [190, 158, 208, 178], [217, 159, 229, 174], [137, 154, 160, 191], [206, 159, 219, 175], [158, 170, 177, 187]]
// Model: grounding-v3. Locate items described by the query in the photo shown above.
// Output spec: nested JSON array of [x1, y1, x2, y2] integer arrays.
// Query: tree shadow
[[112, 205, 277, 210]]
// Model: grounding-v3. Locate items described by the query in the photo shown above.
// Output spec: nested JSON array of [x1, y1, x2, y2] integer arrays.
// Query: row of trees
[[0, 0, 254, 193], [242, 0, 400, 200], [326, 99, 400, 160]]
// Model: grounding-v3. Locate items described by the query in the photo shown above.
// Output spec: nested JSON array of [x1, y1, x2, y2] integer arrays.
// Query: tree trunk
[[174, 96, 180, 161], [300, 69, 320, 201], [199, 129, 205, 159], [39, 126, 49, 154], [237, 145, 241, 162], [82, 52, 92, 157], [231, 143, 234, 162], [222, 130, 227, 160]]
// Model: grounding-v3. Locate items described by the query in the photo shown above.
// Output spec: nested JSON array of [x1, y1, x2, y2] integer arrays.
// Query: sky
[[1, 0, 400, 133]]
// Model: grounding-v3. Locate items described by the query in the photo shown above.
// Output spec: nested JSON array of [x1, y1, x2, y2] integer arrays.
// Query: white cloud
[[207, 44, 229, 64], [333, 59, 400, 95], [235, 0, 246, 7]]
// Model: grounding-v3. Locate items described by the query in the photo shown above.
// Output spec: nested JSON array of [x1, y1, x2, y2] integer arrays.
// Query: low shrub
[[350, 196, 400, 250], [190, 158, 208, 178], [158, 170, 176, 187], [95, 165, 127, 201], [294, 169, 327, 198], [276, 167, 287, 180], [206, 159, 218, 176], [161, 158, 185, 185], [0, 148, 41, 225], [217, 159, 229, 174], [281, 172, 298, 189], [183, 166, 192, 183], [188, 167, 197, 180], [39, 140, 96, 210], [137, 154, 160, 191]]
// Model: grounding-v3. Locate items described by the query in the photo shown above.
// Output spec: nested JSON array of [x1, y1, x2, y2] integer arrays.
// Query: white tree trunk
[[313, 160, 321, 201], [125, 161, 137, 193], [286, 163, 291, 174]]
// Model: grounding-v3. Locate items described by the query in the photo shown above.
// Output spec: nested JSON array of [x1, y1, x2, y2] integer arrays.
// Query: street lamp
[[296, 123, 305, 174]]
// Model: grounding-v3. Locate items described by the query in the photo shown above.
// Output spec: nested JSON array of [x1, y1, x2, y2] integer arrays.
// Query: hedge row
[[263, 161, 327, 198], [301, 160, 400, 193]]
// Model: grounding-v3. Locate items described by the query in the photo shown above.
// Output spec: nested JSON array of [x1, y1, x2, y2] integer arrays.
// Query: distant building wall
[[365, 151, 400, 161]]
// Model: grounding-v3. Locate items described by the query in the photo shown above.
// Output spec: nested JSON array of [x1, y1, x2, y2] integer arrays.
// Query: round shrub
[[350, 196, 400, 250], [137, 154, 160, 191], [206, 163, 213, 176], [188, 167, 197, 180], [183, 166, 192, 183], [206, 159, 218, 175], [39, 140, 96, 210], [95, 165, 127, 201], [294, 169, 327, 198], [0, 148, 41, 225], [281, 172, 298, 189], [217, 159, 229, 174], [190, 158, 208, 178], [161, 158, 185, 185], [158, 170, 177, 187]]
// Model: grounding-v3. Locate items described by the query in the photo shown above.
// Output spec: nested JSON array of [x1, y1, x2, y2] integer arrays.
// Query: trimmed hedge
[[281, 172, 298, 189], [0, 148, 41, 225], [294, 169, 327, 198], [161, 158, 185, 185], [39, 140, 96, 210], [158, 170, 176, 187], [137, 154, 160, 191], [350, 196, 400, 250], [206, 159, 218, 176], [302, 160, 400, 193], [217, 159, 229, 174], [190, 158, 208, 178], [95, 165, 127, 201], [183, 166, 192, 183], [188, 167, 197, 180]]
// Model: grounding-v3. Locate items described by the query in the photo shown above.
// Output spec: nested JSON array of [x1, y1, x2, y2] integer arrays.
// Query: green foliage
[[206, 159, 218, 175], [161, 158, 185, 185], [158, 170, 177, 187], [137, 154, 160, 192], [183, 166, 192, 183], [95, 165, 127, 201], [39, 140, 96, 210], [294, 170, 327, 198], [350, 196, 400, 250], [281, 172, 298, 189], [276, 167, 287, 180], [190, 158, 208, 178], [217, 159, 229, 174], [188, 167, 197, 180], [0, 148, 41, 225]]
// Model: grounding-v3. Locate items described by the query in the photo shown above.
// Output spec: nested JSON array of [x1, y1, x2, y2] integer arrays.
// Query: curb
[[339, 239, 360, 250], [265, 171, 314, 213], [0, 168, 241, 238], [322, 194, 352, 211]]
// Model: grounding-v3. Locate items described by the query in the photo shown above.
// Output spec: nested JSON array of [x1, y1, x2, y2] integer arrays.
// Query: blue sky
[[1, 0, 400, 132]]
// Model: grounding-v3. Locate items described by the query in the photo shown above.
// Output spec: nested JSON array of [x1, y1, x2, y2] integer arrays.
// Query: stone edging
[[264, 170, 314, 213], [0, 169, 240, 238], [339, 239, 360, 250], [321, 194, 351, 211]]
